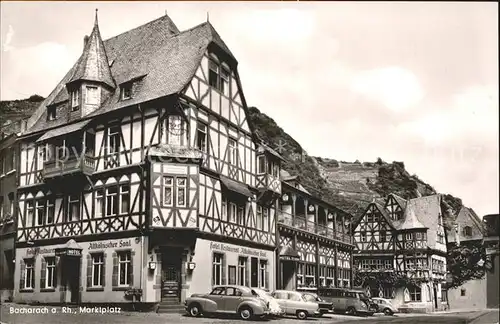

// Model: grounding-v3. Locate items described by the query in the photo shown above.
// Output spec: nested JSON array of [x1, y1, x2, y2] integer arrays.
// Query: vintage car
[[317, 287, 374, 316], [252, 288, 285, 317], [302, 292, 334, 316], [372, 297, 398, 315], [185, 285, 270, 320], [271, 290, 321, 319]]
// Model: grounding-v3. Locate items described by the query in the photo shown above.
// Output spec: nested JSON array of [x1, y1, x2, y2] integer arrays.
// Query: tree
[[446, 241, 486, 289]]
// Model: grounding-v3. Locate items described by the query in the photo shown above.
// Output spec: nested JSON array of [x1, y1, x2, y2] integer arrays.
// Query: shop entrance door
[[62, 257, 81, 303], [161, 248, 182, 302]]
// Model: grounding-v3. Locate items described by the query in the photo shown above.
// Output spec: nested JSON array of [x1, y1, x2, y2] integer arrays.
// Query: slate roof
[[399, 202, 427, 230], [36, 119, 91, 143], [23, 14, 237, 136]]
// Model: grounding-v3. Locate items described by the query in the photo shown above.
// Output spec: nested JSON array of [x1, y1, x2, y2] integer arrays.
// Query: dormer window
[[85, 86, 99, 105], [208, 59, 230, 97], [121, 83, 132, 100], [256, 155, 266, 174], [47, 106, 57, 121], [71, 90, 80, 110], [463, 226, 473, 237]]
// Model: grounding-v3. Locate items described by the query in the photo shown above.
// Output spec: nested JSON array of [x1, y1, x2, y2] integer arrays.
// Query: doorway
[[161, 248, 182, 302], [62, 257, 81, 303], [281, 260, 295, 290]]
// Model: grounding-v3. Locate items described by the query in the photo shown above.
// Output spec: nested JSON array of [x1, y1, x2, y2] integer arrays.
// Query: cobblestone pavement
[[1, 303, 496, 324]]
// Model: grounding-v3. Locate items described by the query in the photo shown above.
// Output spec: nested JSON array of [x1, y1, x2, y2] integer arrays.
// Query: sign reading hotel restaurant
[[89, 239, 132, 250], [209, 242, 267, 257], [26, 248, 55, 255]]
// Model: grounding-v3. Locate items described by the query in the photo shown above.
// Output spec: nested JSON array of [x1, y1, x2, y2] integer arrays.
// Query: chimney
[[83, 35, 89, 49]]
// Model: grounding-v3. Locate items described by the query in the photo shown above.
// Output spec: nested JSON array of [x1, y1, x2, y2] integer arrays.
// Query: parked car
[[271, 290, 321, 319], [301, 292, 334, 316], [185, 285, 270, 320], [350, 289, 379, 313], [252, 288, 285, 317], [372, 297, 398, 315], [317, 287, 374, 316]]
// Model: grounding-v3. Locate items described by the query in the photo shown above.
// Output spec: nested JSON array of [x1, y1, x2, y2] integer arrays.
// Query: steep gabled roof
[[23, 15, 236, 136], [66, 11, 115, 90], [388, 193, 407, 210], [399, 203, 427, 230]]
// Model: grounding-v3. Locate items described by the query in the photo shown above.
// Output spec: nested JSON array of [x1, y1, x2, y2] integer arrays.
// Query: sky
[[1, 2, 498, 217]]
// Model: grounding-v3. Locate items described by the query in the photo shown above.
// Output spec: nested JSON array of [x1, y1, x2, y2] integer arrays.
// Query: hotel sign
[[55, 248, 82, 257], [209, 242, 267, 257]]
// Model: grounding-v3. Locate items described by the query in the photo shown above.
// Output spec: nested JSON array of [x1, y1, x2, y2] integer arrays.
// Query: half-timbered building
[[13, 12, 281, 310], [276, 170, 354, 292], [352, 193, 448, 312]]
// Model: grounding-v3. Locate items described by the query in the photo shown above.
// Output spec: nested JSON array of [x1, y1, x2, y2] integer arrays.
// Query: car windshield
[[302, 294, 319, 302]]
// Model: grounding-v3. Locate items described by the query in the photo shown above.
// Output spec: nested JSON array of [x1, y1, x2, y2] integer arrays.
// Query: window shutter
[[129, 251, 134, 286], [102, 253, 106, 287], [221, 255, 226, 285], [112, 252, 118, 287], [40, 258, 47, 289], [19, 259, 25, 289], [86, 254, 92, 288]]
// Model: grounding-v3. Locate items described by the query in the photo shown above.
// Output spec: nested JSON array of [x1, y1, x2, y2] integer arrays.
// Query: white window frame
[[237, 206, 244, 226], [256, 155, 266, 175], [220, 68, 230, 97], [71, 90, 79, 108], [45, 198, 55, 225], [410, 286, 421, 302], [24, 259, 35, 289], [237, 256, 247, 286], [105, 186, 118, 217], [95, 189, 104, 217], [212, 253, 223, 286], [262, 207, 269, 232], [45, 257, 56, 289], [91, 253, 104, 287], [163, 176, 173, 206], [27, 201, 34, 227], [228, 202, 237, 223], [228, 138, 238, 166], [118, 251, 131, 286], [256, 206, 263, 230], [119, 184, 130, 214], [176, 177, 187, 207], [196, 122, 208, 153], [108, 126, 120, 155], [35, 199, 45, 226], [259, 259, 268, 289]]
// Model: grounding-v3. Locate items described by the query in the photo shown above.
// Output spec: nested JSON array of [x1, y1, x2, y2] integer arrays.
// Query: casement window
[[106, 186, 118, 216], [27, 201, 34, 227], [68, 194, 80, 221], [85, 86, 99, 105], [118, 251, 132, 286], [90, 253, 104, 287], [120, 184, 130, 214], [166, 115, 186, 146], [23, 259, 35, 289], [47, 106, 57, 121], [208, 60, 230, 96], [296, 263, 304, 286], [196, 122, 208, 153], [221, 200, 227, 220], [42, 257, 56, 289], [228, 138, 238, 166], [256, 206, 263, 230], [262, 208, 269, 232], [37, 146, 45, 170], [237, 257, 247, 286], [108, 126, 121, 155], [256, 155, 266, 175], [35, 199, 45, 226], [236, 206, 244, 226], [384, 259, 393, 269], [380, 230, 387, 242], [410, 286, 421, 301], [121, 83, 132, 100], [212, 253, 224, 286], [305, 263, 316, 286], [176, 178, 186, 207], [405, 233, 413, 240], [95, 189, 104, 217], [162, 176, 187, 207], [71, 90, 80, 110], [228, 202, 237, 223], [259, 260, 269, 289]]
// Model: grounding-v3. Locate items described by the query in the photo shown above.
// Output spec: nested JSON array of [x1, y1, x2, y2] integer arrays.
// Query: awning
[[279, 245, 300, 260], [220, 175, 253, 198], [54, 239, 83, 257], [36, 119, 91, 143]]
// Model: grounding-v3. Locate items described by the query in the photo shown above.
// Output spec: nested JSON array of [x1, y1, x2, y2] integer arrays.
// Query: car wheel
[[296, 310, 308, 320], [384, 308, 393, 316], [346, 307, 356, 316], [238, 306, 253, 320], [187, 303, 202, 317]]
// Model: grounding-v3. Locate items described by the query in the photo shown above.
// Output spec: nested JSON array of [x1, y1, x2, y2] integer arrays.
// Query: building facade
[[482, 214, 499, 309], [13, 13, 282, 309], [276, 172, 354, 292], [446, 207, 487, 310], [352, 194, 449, 313]]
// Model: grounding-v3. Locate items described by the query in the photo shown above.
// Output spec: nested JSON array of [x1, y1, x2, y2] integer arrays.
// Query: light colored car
[[271, 290, 320, 320], [372, 297, 398, 315], [185, 285, 270, 320], [252, 288, 285, 317]]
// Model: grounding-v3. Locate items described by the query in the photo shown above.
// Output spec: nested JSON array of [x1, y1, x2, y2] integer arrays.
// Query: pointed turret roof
[[67, 9, 115, 89]]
